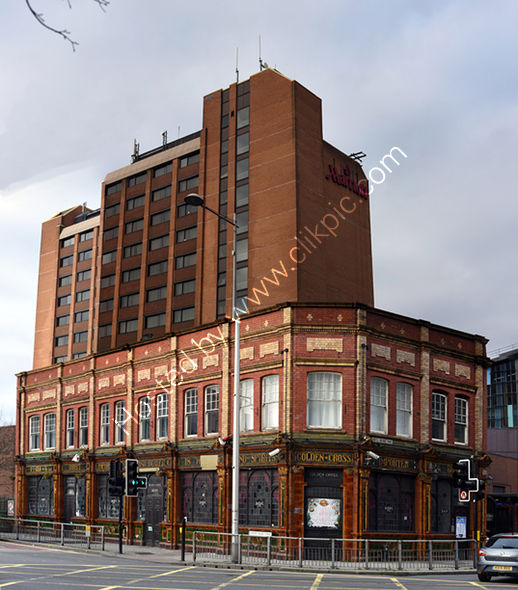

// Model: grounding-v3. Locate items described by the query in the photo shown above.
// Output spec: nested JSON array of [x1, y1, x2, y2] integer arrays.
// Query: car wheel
[[478, 572, 491, 582]]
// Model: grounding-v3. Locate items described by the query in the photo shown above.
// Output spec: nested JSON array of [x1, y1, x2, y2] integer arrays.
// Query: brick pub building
[[15, 68, 489, 547]]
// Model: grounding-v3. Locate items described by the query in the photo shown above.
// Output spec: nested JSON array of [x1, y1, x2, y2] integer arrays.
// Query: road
[[0, 541, 516, 590]]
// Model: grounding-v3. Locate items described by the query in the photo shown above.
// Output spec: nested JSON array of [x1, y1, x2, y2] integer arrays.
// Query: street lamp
[[184, 193, 241, 563]]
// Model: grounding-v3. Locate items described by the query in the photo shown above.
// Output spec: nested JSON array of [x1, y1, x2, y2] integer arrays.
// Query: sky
[[1, 0, 517, 423]]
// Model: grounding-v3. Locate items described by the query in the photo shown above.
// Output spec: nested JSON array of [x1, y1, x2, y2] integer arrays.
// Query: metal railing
[[192, 532, 477, 570], [0, 517, 105, 550]]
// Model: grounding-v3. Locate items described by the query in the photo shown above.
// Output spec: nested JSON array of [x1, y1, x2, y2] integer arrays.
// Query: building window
[[236, 184, 248, 207], [127, 194, 145, 210], [153, 163, 172, 178], [122, 268, 140, 282], [175, 252, 196, 269], [185, 389, 198, 436], [58, 294, 71, 306], [149, 234, 169, 251], [29, 415, 41, 451], [236, 267, 247, 291], [236, 157, 249, 181], [145, 313, 166, 329], [97, 474, 120, 519], [79, 407, 88, 447], [307, 372, 342, 429], [177, 203, 197, 217], [236, 210, 248, 234], [103, 226, 119, 241], [98, 324, 112, 338], [370, 377, 388, 434], [148, 260, 168, 276], [431, 479, 453, 533], [77, 269, 91, 282], [261, 375, 279, 430], [79, 229, 94, 242], [237, 106, 249, 129], [432, 392, 447, 441], [128, 171, 147, 186], [119, 319, 138, 334], [43, 413, 56, 450], [139, 397, 151, 441], [27, 476, 53, 516], [75, 310, 89, 323], [60, 254, 73, 267], [115, 401, 126, 443], [178, 175, 199, 192], [125, 218, 144, 233], [179, 151, 200, 168], [54, 355, 67, 363], [73, 352, 86, 359], [173, 307, 194, 323], [147, 286, 167, 302], [99, 404, 110, 445], [73, 330, 88, 343], [66, 409, 75, 448], [396, 382, 412, 437], [101, 274, 116, 288], [368, 472, 415, 532], [120, 292, 139, 308], [204, 385, 219, 435], [59, 274, 72, 287], [76, 289, 90, 302], [236, 238, 248, 262], [99, 299, 113, 315], [56, 314, 70, 327], [77, 248, 92, 262], [454, 397, 468, 444], [150, 209, 170, 226], [181, 471, 218, 524], [157, 393, 168, 439], [61, 236, 75, 248], [124, 242, 142, 258], [240, 379, 254, 432], [239, 469, 279, 527], [174, 279, 195, 296], [152, 185, 172, 201], [177, 226, 197, 243], [55, 334, 69, 347], [236, 131, 249, 155], [105, 203, 120, 218]]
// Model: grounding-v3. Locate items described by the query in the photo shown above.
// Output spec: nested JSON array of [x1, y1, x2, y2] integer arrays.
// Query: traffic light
[[475, 479, 486, 501], [108, 459, 124, 496], [125, 458, 147, 496], [453, 458, 479, 502]]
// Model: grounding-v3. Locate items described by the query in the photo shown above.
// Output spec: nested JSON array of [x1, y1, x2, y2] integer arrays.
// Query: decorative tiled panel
[[306, 337, 343, 353], [433, 359, 450, 375], [260, 342, 279, 358], [137, 369, 151, 382], [371, 344, 391, 361], [203, 354, 219, 369], [455, 364, 471, 379], [240, 347, 254, 361], [396, 350, 416, 367]]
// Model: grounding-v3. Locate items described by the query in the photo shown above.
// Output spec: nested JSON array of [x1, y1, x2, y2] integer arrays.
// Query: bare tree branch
[[25, 0, 110, 51]]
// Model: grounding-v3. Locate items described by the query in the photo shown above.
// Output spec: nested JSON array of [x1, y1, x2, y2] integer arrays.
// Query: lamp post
[[184, 193, 241, 563]]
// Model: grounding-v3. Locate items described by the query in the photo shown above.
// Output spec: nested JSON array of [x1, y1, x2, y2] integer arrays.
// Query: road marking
[[149, 565, 196, 578], [468, 583, 487, 589], [55, 565, 117, 577], [97, 587, 119, 590], [390, 578, 408, 590], [310, 574, 323, 590], [211, 569, 255, 590]]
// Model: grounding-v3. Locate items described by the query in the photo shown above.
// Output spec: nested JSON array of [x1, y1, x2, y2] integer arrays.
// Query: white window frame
[[184, 389, 198, 437], [44, 413, 56, 450], [240, 379, 254, 432], [115, 400, 126, 444], [79, 407, 88, 447], [396, 382, 413, 438], [370, 377, 388, 434], [431, 392, 447, 442], [100, 403, 110, 445], [307, 372, 342, 429], [66, 409, 75, 448], [156, 393, 168, 440], [454, 397, 468, 445], [204, 385, 219, 435], [29, 416, 41, 451], [261, 374, 279, 431], [139, 396, 151, 441]]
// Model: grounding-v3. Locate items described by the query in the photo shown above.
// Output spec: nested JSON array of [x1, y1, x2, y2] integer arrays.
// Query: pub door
[[64, 476, 76, 523], [142, 476, 165, 547]]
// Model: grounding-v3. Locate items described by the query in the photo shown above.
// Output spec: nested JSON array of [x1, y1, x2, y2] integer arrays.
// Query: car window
[[487, 537, 518, 548]]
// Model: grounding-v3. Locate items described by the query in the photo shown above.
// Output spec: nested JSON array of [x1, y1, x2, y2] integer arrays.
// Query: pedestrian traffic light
[[125, 458, 147, 496], [108, 459, 124, 496], [453, 458, 479, 502]]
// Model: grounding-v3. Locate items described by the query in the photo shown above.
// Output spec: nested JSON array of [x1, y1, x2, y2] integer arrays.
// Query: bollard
[[397, 540, 402, 569], [428, 540, 433, 570], [331, 538, 335, 569], [101, 526, 105, 551], [193, 533, 197, 563], [365, 539, 369, 569], [60, 523, 64, 546], [37, 521, 41, 543], [266, 535, 271, 567], [454, 540, 459, 570], [298, 537, 303, 568]]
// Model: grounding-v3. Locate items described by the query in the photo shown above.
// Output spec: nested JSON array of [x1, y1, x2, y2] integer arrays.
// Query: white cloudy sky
[[1, 0, 517, 422]]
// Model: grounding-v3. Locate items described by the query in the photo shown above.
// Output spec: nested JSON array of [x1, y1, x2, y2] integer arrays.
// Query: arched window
[[396, 382, 412, 437], [370, 377, 388, 434], [432, 391, 447, 441], [139, 396, 151, 441], [307, 372, 342, 429], [240, 379, 254, 432], [79, 407, 88, 447], [454, 396, 468, 444], [44, 413, 56, 449], [29, 415, 40, 451], [261, 375, 279, 430], [156, 393, 168, 439], [100, 403, 110, 445], [204, 385, 219, 435]]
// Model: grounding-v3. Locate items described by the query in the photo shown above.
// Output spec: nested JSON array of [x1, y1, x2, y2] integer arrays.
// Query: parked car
[[477, 533, 518, 582]]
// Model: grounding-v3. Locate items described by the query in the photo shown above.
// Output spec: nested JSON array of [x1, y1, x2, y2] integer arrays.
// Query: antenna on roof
[[131, 138, 140, 163], [236, 47, 239, 84], [259, 35, 268, 70], [162, 131, 168, 149], [348, 151, 367, 163]]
